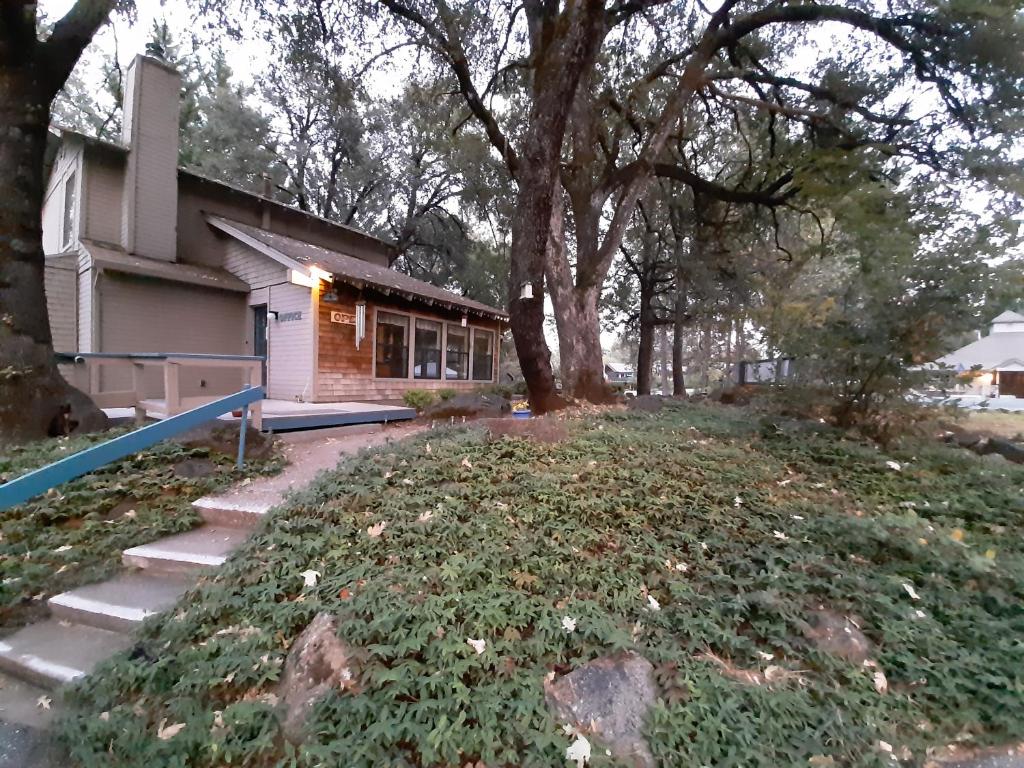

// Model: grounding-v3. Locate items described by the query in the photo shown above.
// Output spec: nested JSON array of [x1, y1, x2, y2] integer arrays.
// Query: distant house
[[41, 51, 506, 405], [604, 362, 636, 385], [935, 311, 1024, 397]]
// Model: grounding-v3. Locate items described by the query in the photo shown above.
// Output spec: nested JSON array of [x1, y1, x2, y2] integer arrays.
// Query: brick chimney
[[120, 49, 180, 262]]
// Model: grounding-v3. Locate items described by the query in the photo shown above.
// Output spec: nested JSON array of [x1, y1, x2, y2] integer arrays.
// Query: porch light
[[519, 282, 534, 300]]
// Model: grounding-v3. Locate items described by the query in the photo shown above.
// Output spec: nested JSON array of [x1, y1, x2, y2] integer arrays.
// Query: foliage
[[58, 402, 1024, 766], [0, 432, 281, 633], [435, 388, 456, 402], [401, 389, 436, 411]]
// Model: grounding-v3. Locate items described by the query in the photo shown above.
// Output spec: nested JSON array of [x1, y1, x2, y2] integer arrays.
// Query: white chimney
[[120, 51, 180, 261]]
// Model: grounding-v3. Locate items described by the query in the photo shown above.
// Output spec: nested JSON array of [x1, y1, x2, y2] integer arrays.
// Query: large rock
[[422, 393, 510, 420], [545, 652, 658, 768], [976, 438, 1024, 464], [276, 613, 355, 744], [801, 608, 872, 665]]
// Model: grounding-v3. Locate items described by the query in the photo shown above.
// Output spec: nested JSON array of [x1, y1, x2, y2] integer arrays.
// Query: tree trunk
[[672, 287, 686, 396], [636, 271, 656, 396], [0, 73, 107, 445], [659, 325, 669, 394]]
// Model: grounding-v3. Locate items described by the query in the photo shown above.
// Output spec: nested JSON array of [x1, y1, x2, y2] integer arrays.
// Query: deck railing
[[0, 385, 264, 511], [57, 352, 264, 430]]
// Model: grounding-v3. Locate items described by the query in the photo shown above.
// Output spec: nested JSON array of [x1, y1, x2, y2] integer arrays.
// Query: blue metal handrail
[[0, 385, 264, 511]]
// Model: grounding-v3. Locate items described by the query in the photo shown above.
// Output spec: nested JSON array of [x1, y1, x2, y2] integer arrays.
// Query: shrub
[[402, 389, 436, 412], [436, 388, 457, 401]]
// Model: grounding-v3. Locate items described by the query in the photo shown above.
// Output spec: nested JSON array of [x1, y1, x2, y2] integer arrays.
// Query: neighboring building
[[42, 52, 506, 404], [935, 311, 1024, 397], [604, 362, 636, 385]]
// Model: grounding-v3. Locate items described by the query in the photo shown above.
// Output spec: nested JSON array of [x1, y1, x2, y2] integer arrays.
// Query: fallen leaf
[[561, 616, 577, 633], [417, 510, 435, 523], [36, 695, 51, 710], [339, 587, 352, 600], [299, 569, 321, 588], [425, 442, 432, 454], [808, 757, 835, 767], [565, 734, 591, 767], [985, 548, 997, 560], [467, 638, 486, 655], [367, 521, 388, 537], [873, 669, 888, 694], [902, 583, 920, 600], [461, 457, 473, 469], [950, 528, 964, 542], [733, 495, 743, 508], [646, 594, 661, 612], [157, 719, 187, 741], [773, 530, 790, 541], [885, 460, 902, 471]]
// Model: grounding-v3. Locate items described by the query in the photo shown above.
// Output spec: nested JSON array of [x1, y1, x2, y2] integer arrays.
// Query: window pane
[[472, 329, 494, 381], [414, 319, 442, 380], [445, 325, 469, 380], [62, 173, 76, 248], [375, 311, 409, 378]]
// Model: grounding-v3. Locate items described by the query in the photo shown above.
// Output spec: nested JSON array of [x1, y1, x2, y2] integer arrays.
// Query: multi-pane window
[[445, 325, 469, 380], [62, 173, 76, 249], [375, 311, 409, 378], [413, 319, 442, 379], [472, 329, 494, 381]]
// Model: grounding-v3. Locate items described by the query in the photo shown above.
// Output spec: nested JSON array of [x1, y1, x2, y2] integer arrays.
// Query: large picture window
[[445, 324, 469, 380], [375, 311, 409, 378], [472, 329, 494, 381], [414, 319, 442, 379]]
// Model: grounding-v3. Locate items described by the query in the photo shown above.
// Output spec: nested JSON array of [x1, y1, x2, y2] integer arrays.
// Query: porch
[[132, 398, 416, 431], [60, 352, 416, 432]]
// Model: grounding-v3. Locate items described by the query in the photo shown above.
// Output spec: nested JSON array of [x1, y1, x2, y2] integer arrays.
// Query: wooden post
[[247, 361, 263, 431], [164, 362, 181, 417]]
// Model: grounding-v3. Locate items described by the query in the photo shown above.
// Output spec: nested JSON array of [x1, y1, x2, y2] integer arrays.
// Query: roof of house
[[991, 310, 1024, 324], [604, 361, 635, 374], [49, 125, 395, 254], [80, 240, 250, 293], [936, 331, 1024, 371], [206, 215, 508, 321]]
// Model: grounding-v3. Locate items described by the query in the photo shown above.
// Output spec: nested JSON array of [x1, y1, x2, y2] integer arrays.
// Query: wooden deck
[[130, 398, 417, 432]]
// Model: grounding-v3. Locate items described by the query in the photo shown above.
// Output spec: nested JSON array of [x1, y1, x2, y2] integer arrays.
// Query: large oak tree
[[0, 1, 127, 444]]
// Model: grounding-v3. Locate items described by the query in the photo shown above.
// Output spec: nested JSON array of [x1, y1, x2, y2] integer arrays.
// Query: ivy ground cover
[[1, 430, 282, 634], [58, 403, 1024, 767]]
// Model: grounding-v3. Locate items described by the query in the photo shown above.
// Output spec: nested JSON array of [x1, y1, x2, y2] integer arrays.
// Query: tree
[[0, 1, 127, 444]]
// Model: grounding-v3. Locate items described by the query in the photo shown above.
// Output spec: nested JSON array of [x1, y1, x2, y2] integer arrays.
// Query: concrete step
[[122, 526, 251, 575], [0, 620, 132, 689], [191, 497, 271, 528], [48, 573, 194, 633]]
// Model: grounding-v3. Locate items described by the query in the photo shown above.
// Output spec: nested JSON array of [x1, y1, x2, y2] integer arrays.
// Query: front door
[[252, 305, 268, 386]]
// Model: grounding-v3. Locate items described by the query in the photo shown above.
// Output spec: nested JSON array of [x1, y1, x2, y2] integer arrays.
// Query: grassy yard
[[1, 430, 282, 634], [57, 403, 1024, 767], [958, 410, 1024, 442]]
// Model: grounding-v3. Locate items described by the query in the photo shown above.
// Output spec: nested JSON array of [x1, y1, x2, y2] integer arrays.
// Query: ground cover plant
[[1, 431, 282, 633], [58, 402, 1024, 767]]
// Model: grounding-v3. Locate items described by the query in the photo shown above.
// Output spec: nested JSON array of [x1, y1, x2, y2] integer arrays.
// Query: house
[[935, 310, 1024, 397], [604, 362, 636, 385], [41, 51, 506, 409]]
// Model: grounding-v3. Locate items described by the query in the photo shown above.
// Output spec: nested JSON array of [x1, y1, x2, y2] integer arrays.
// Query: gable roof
[[936, 331, 1024, 371], [991, 310, 1024, 324], [207, 215, 508, 321]]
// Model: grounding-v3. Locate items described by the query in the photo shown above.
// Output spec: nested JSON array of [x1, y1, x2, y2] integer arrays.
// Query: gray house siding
[[98, 271, 247, 396], [43, 255, 78, 353]]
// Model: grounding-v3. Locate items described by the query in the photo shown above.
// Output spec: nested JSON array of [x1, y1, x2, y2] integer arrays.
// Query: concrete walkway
[[0, 422, 421, 762]]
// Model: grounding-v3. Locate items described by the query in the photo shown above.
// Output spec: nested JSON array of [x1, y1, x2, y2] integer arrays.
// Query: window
[[445, 324, 469, 380], [472, 328, 494, 381], [413, 319, 442, 379], [375, 311, 409, 378], [61, 172, 76, 249]]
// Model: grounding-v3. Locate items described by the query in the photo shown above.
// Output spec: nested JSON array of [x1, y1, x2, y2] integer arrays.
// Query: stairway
[[0, 496, 267, 689]]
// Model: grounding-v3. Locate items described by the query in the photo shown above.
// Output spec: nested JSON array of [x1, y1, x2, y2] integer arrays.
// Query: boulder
[[975, 438, 1024, 464], [276, 613, 355, 744], [801, 608, 872, 665], [177, 422, 274, 460], [545, 652, 658, 768], [422, 393, 510, 420]]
